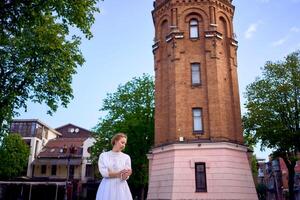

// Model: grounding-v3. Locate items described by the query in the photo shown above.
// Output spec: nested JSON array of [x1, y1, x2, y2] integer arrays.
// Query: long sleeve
[[98, 153, 109, 178], [123, 154, 132, 180], [125, 155, 131, 170]]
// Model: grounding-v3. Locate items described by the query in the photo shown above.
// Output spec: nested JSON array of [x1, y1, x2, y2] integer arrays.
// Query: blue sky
[[17, 0, 300, 159]]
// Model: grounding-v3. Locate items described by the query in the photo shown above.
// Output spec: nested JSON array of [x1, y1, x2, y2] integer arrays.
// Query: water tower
[[147, 0, 258, 199]]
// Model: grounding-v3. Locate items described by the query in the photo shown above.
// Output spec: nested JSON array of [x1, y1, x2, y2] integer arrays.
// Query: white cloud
[[245, 22, 260, 39], [270, 27, 300, 48], [271, 36, 289, 47], [290, 27, 300, 33]]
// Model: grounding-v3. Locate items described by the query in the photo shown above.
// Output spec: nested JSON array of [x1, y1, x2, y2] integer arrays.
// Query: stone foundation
[[147, 142, 258, 200]]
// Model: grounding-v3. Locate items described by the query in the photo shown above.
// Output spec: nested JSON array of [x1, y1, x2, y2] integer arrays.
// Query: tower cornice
[[153, 0, 234, 20]]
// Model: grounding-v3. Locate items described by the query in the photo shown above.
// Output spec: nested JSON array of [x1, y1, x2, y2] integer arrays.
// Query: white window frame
[[190, 19, 199, 39], [191, 63, 201, 85], [193, 108, 203, 133]]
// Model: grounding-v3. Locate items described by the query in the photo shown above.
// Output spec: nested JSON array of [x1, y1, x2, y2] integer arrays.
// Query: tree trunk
[[140, 187, 145, 200], [288, 166, 295, 200], [281, 153, 297, 200]]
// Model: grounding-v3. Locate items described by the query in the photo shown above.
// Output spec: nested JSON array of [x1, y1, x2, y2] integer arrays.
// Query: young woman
[[96, 133, 133, 200]]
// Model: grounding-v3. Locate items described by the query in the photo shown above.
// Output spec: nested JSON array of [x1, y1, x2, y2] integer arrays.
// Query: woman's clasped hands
[[119, 169, 131, 180]]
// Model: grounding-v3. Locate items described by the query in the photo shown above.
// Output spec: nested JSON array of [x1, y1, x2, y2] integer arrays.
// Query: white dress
[[96, 151, 133, 200]]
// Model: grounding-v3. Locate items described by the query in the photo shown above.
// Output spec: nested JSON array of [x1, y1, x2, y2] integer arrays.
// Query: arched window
[[161, 20, 169, 41], [189, 19, 199, 39]]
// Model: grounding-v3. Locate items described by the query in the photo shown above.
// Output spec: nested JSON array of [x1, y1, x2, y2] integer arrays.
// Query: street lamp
[[64, 144, 77, 200], [67, 144, 77, 181]]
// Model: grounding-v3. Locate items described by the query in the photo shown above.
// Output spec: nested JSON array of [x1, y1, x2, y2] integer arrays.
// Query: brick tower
[[147, 0, 258, 199]]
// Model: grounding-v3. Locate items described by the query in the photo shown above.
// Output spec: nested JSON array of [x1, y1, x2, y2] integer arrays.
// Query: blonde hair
[[111, 133, 127, 146]]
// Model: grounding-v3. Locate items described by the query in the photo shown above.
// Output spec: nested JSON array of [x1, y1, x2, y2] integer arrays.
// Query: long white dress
[[96, 150, 133, 200]]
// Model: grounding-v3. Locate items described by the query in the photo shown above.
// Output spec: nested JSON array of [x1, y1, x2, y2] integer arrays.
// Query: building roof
[[12, 119, 62, 136], [55, 123, 94, 138], [37, 138, 86, 158]]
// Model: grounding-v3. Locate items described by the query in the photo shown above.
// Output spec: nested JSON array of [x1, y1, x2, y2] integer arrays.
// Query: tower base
[[147, 142, 258, 200]]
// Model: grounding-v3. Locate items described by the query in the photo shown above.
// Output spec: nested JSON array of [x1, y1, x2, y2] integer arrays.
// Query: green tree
[[243, 132, 258, 186], [243, 51, 300, 200], [91, 74, 154, 200], [0, 133, 30, 179], [0, 0, 100, 136], [256, 183, 267, 200]]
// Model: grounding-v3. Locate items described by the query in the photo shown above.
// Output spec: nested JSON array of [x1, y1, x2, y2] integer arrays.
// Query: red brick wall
[[153, 0, 243, 146]]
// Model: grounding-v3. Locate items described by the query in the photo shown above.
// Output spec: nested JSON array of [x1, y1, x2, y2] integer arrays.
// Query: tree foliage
[[243, 51, 300, 200], [256, 183, 267, 200], [0, 0, 100, 136], [0, 133, 30, 179], [91, 74, 154, 199]]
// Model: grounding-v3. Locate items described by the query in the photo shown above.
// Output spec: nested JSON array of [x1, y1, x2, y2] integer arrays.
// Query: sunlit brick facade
[[147, 0, 258, 199]]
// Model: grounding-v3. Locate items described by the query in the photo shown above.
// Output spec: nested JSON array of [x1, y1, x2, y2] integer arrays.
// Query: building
[[147, 0, 257, 199], [33, 137, 95, 182], [32, 124, 96, 183], [55, 123, 93, 139], [9, 120, 96, 182], [265, 159, 284, 200], [9, 119, 62, 177], [279, 157, 300, 199], [4, 120, 97, 200], [256, 156, 300, 200]]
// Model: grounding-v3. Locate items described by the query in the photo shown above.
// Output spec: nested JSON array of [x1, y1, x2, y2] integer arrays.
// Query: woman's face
[[114, 137, 127, 151]]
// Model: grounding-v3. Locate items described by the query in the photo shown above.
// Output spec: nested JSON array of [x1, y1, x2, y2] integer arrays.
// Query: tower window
[[189, 19, 199, 39], [195, 162, 207, 192], [191, 63, 201, 85], [161, 20, 169, 41], [193, 108, 203, 133]]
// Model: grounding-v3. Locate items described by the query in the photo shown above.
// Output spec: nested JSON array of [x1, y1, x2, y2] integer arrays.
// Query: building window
[[190, 19, 199, 39], [41, 165, 47, 174], [31, 123, 36, 136], [69, 165, 75, 179], [51, 165, 57, 176], [85, 164, 93, 177], [193, 108, 203, 133], [191, 63, 201, 85], [195, 162, 207, 192]]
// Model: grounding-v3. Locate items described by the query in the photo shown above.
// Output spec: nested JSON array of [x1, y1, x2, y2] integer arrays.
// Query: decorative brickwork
[[152, 0, 243, 146], [148, 1, 257, 199]]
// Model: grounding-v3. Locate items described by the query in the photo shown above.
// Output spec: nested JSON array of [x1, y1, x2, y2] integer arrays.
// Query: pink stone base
[[147, 142, 258, 200]]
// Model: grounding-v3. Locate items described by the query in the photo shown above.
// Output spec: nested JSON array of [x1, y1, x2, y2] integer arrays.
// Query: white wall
[[24, 137, 42, 177], [81, 137, 96, 182]]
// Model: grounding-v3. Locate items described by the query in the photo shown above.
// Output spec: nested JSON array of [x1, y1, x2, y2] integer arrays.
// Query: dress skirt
[[96, 177, 133, 200]]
